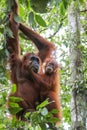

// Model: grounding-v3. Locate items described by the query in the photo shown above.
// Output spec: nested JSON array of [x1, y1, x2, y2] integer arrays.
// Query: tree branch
[[80, 9, 87, 13], [47, 16, 66, 39]]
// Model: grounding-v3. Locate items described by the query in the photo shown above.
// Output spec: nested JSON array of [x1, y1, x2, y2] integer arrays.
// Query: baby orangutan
[[40, 58, 62, 122]]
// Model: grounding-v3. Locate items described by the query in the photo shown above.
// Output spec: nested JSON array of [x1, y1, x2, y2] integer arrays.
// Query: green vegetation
[[0, 0, 87, 129]]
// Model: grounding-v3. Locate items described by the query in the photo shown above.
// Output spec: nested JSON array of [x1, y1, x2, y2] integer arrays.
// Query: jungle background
[[0, 0, 87, 130]]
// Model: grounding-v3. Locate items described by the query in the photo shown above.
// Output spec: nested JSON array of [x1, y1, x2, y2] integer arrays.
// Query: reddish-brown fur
[[18, 13, 62, 123], [40, 58, 62, 121], [6, 0, 56, 120], [19, 23, 55, 63], [6, 0, 41, 119]]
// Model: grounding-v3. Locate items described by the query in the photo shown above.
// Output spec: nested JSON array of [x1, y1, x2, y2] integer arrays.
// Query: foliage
[[0, 89, 59, 130], [0, 0, 87, 130], [30, 0, 51, 13]]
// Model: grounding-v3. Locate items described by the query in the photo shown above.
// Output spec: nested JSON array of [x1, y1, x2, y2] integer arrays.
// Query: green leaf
[[5, 27, 13, 38], [9, 96, 23, 102], [2, 91, 7, 100], [50, 109, 59, 114], [28, 11, 34, 24], [59, 2, 65, 16], [11, 84, 17, 93], [28, 11, 36, 27], [9, 107, 23, 115], [48, 117, 59, 123], [35, 125, 42, 130], [62, 0, 69, 9], [0, 124, 6, 129], [36, 99, 49, 110], [9, 102, 23, 114], [79, 0, 84, 3], [9, 102, 20, 108], [25, 112, 31, 118], [14, 14, 21, 23], [0, 27, 4, 33], [41, 107, 48, 116], [35, 14, 46, 27]]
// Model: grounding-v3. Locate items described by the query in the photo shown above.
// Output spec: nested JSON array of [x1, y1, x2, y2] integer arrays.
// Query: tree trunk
[[68, 1, 87, 130]]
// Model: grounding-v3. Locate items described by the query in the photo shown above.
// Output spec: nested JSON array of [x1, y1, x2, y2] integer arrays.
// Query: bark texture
[[68, 1, 87, 130]]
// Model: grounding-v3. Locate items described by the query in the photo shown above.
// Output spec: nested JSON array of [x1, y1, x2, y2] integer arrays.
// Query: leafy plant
[[8, 96, 59, 129]]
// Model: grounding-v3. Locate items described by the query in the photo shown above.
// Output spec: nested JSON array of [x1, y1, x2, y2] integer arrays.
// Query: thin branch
[[20, 16, 66, 40], [47, 16, 66, 39], [47, 23, 63, 39], [80, 9, 87, 13]]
